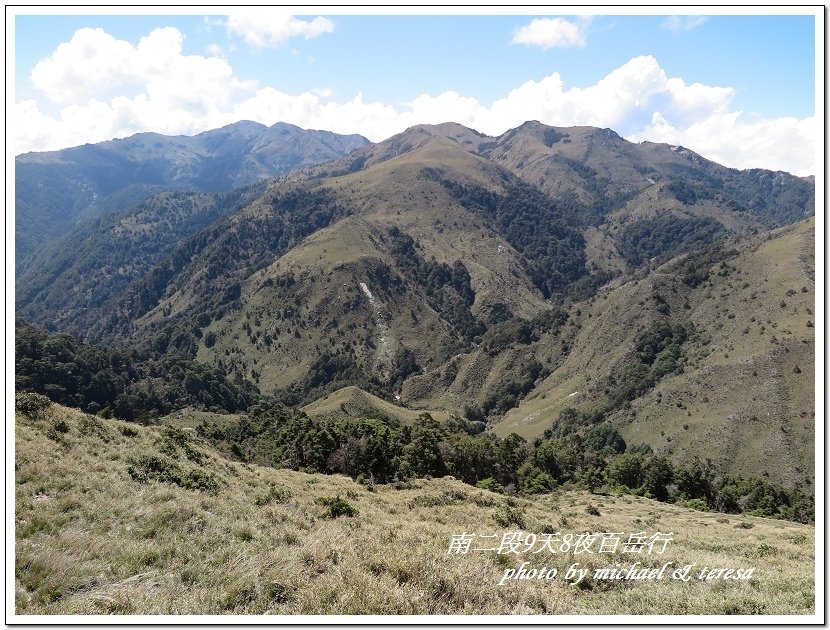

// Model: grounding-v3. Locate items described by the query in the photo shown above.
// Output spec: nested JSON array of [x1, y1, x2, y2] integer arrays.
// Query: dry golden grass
[[15, 401, 815, 617]]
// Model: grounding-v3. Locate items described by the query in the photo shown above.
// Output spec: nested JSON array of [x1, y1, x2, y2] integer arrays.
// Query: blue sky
[[10, 9, 820, 175]]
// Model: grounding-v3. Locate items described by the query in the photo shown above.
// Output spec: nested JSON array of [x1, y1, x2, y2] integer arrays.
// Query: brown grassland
[[15, 398, 815, 616]]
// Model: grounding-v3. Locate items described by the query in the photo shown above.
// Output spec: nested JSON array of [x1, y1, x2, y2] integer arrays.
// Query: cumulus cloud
[[512, 17, 588, 49], [30, 26, 251, 109], [30, 27, 140, 105], [628, 111, 816, 175], [661, 16, 708, 33], [225, 12, 334, 47], [14, 29, 815, 176], [19, 27, 256, 147]]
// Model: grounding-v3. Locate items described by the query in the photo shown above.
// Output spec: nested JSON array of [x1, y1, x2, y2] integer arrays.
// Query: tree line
[[193, 405, 813, 524]]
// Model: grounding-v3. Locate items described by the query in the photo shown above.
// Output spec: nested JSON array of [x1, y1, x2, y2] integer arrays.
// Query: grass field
[[14, 397, 816, 618]]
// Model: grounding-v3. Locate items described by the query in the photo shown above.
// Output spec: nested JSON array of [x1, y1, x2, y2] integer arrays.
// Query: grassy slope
[[15, 401, 814, 616], [301, 385, 450, 425], [120, 131, 811, 461], [614, 218, 815, 486], [493, 218, 815, 487], [192, 213, 463, 394], [193, 139, 547, 394]]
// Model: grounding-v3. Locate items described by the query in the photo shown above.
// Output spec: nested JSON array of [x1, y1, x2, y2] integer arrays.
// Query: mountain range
[[15, 121, 369, 267], [14, 119, 815, 488]]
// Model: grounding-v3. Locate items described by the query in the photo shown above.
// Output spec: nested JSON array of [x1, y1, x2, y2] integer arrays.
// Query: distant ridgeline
[[15, 121, 370, 268]]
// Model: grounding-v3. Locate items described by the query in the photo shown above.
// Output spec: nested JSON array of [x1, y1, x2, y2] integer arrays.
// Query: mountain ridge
[[15, 121, 371, 267], [14, 119, 815, 487]]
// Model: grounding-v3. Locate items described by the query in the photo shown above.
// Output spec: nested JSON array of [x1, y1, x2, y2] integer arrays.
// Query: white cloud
[[512, 17, 587, 49], [14, 30, 815, 176], [225, 12, 334, 47], [661, 16, 708, 33], [665, 77, 732, 114], [628, 111, 816, 175], [30, 27, 139, 105], [19, 26, 256, 146], [205, 43, 225, 58], [29, 26, 252, 110], [15, 99, 65, 153]]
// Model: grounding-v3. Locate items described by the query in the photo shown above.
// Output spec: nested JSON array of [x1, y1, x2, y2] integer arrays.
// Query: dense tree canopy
[[15, 320, 257, 421]]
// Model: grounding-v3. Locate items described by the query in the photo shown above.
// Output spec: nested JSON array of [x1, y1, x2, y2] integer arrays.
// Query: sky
[[9, 7, 821, 176]]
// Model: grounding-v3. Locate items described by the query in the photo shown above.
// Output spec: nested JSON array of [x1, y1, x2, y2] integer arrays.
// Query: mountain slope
[[18, 121, 814, 344], [482, 121, 813, 228], [16, 183, 265, 333], [301, 385, 450, 425], [15, 121, 369, 266], [14, 398, 815, 615], [80, 138, 570, 401], [492, 217, 815, 487]]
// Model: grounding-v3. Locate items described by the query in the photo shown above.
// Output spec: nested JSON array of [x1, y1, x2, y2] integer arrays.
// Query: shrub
[[680, 498, 709, 512], [127, 454, 218, 493], [79, 414, 109, 440], [254, 484, 292, 506], [15, 392, 52, 420], [517, 463, 556, 495], [315, 495, 358, 518], [120, 425, 139, 438], [493, 505, 526, 529], [583, 467, 606, 494], [476, 478, 505, 494]]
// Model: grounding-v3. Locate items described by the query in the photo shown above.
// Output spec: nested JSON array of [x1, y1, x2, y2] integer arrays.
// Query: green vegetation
[[15, 401, 815, 615], [542, 128, 568, 147], [479, 356, 545, 417], [126, 453, 218, 493], [618, 215, 724, 267], [609, 319, 695, 408], [15, 320, 257, 421], [386, 227, 484, 340], [94, 186, 353, 352], [677, 243, 736, 288], [481, 309, 569, 356], [17, 185, 263, 337], [542, 318, 695, 441], [12, 121, 817, 617], [14, 122, 816, 524], [16, 122, 368, 270], [442, 178, 590, 300], [719, 168, 816, 227], [315, 495, 359, 518], [188, 399, 812, 523]]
